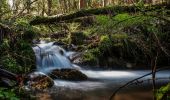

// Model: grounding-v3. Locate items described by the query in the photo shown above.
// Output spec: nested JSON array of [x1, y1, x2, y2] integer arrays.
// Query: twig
[[109, 66, 170, 100], [151, 52, 158, 100]]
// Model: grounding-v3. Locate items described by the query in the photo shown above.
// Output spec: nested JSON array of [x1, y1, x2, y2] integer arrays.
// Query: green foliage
[[0, 19, 37, 74], [82, 48, 100, 65], [13, 18, 40, 40], [0, 87, 19, 100], [156, 83, 170, 100], [0, 55, 22, 73], [0, 38, 36, 74], [93, 10, 170, 66]]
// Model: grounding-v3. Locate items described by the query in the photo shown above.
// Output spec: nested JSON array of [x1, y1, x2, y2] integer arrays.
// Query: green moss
[[70, 32, 87, 45]]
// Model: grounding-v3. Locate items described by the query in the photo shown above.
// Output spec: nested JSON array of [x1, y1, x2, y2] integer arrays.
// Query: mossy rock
[[28, 72, 54, 90], [49, 69, 88, 81]]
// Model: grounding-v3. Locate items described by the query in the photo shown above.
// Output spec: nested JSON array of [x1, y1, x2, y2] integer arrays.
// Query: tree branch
[[12, 0, 38, 19], [109, 66, 170, 100]]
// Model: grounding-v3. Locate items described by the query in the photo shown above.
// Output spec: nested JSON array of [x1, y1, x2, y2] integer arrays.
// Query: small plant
[[156, 83, 170, 100], [0, 87, 19, 100]]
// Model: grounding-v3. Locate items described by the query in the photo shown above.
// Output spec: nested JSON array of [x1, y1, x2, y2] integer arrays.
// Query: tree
[[79, 0, 87, 9], [47, 0, 52, 15]]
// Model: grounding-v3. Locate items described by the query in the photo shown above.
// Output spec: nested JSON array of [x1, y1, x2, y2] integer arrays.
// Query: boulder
[[49, 69, 87, 81], [27, 72, 54, 89]]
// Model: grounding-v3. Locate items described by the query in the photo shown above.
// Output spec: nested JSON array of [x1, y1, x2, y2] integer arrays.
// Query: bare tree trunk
[[79, 0, 86, 9], [67, 0, 72, 12], [103, 0, 109, 7], [73, 0, 78, 11], [151, 52, 158, 100], [47, 0, 52, 15], [58, 0, 63, 13], [41, 0, 45, 16], [63, 0, 68, 13]]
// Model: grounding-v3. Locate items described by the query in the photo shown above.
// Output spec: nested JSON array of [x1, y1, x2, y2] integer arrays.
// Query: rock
[[27, 72, 54, 89], [49, 69, 88, 81]]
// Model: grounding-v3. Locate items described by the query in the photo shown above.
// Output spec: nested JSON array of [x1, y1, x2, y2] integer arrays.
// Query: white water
[[54, 70, 170, 90], [32, 42, 74, 72], [32, 42, 170, 90]]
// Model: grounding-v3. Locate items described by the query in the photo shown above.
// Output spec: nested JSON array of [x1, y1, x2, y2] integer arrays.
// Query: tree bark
[[30, 3, 170, 25], [0, 67, 17, 81], [47, 0, 52, 15], [41, 0, 45, 16], [79, 0, 87, 9]]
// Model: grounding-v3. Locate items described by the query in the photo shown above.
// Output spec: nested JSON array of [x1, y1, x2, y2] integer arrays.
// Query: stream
[[32, 41, 170, 100]]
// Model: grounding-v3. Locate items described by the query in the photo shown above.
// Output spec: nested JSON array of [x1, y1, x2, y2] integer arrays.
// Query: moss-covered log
[[30, 3, 170, 25]]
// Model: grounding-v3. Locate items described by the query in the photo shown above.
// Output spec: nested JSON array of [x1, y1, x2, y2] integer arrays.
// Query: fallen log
[[0, 67, 17, 81], [30, 3, 170, 25], [0, 66, 27, 86]]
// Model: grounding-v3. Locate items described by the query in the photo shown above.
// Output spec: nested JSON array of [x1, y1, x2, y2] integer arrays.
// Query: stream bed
[[31, 69, 170, 100], [32, 42, 170, 100]]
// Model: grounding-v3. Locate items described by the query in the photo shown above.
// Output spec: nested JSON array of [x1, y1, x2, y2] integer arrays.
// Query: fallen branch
[[0, 66, 17, 81]]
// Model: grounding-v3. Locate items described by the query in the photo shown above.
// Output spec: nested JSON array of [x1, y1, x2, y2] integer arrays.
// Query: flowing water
[[32, 42, 170, 100], [33, 42, 74, 72]]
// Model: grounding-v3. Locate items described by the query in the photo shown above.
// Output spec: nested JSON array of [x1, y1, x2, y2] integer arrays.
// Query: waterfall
[[33, 42, 73, 72]]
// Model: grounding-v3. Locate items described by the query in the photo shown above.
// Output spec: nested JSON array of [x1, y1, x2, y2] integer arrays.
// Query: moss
[[70, 31, 87, 45]]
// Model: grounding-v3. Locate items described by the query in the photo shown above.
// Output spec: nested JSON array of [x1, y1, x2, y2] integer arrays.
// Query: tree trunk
[[63, 0, 68, 13], [103, 0, 109, 7], [47, 0, 52, 15], [79, 0, 86, 9], [41, 0, 45, 16], [67, 0, 72, 11]]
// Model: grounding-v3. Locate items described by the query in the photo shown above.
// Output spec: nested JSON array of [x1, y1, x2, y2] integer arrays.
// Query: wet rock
[[50, 69, 88, 81], [28, 72, 54, 89]]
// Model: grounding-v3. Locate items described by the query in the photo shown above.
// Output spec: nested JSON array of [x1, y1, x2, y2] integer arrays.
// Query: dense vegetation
[[0, 0, 170, 100]]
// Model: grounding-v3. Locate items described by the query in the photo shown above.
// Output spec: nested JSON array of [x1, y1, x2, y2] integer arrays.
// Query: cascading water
[[30, 41, 170, 100], [32, 42, 74, 72]]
